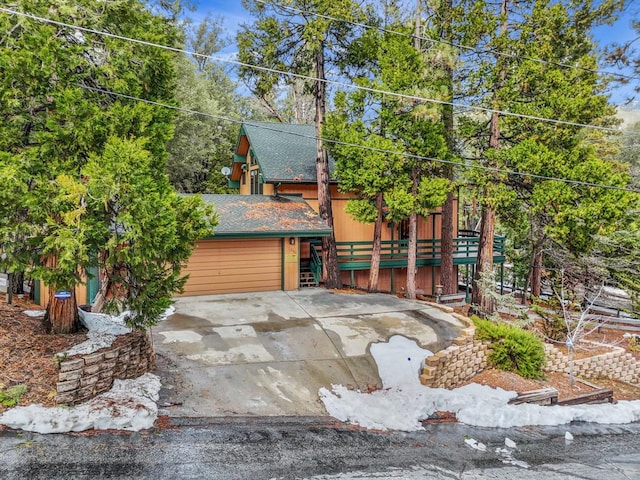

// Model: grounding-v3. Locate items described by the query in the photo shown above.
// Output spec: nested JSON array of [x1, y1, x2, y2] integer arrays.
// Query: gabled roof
[[239, 121, 336, 183], [198, 194, 331, 238]]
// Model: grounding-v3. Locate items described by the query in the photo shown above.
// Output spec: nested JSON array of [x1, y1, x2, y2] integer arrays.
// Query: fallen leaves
[[0, 298, 86, 413]]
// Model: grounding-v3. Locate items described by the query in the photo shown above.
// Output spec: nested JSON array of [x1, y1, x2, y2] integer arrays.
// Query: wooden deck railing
[[309, 235, 506, 275]]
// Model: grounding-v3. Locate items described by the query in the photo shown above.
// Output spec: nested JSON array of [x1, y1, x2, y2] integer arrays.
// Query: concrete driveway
[[152, 288, 464, 417]]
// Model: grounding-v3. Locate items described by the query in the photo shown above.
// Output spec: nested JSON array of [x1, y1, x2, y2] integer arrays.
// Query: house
[[179, 121, 506, 297], [179, 194, 331, 296], [32, 121, 506, 306]]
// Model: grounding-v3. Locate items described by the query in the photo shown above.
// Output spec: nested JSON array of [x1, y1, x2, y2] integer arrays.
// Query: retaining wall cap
[[452, 313, 474, 327]]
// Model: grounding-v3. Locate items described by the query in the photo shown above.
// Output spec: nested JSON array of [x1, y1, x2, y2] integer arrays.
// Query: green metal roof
[[241, 122, 336, 183], [197, 194, 331, 238]]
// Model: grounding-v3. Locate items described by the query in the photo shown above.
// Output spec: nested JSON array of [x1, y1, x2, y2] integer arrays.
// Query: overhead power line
[[256, 0, 639, 83], [80, 85, 640, 195], [0, 6, 632, 136]]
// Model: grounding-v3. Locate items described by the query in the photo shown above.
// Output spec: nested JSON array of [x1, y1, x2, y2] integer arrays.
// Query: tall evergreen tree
[[237, 0, 368, 289], [456, 0, 628, 311], [0, 0, 214, 332], [491, 0, 629, 299], [327, 11, 450, 297]]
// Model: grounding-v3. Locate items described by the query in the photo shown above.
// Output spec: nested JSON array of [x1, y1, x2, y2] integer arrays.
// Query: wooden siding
[[341, 266, 435, 295], [35, 275, 91, 308], [180, 238, 282, 296], [283, 237, 299, 290]]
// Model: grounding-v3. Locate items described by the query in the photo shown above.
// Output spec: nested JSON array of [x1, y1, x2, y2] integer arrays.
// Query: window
[[250, 169, 263, 194]]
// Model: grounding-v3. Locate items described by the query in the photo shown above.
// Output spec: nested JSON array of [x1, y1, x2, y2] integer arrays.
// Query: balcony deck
[[309, 235, 506, 283]]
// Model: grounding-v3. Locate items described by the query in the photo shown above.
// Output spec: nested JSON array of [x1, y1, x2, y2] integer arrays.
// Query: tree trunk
[[46, 288, 79, 334], [6, 273, 13, 305], [406, 168, 419, 299], [314, 47, 340, 289], [439, 0, 456, 296], [12, 272, 24, 295], [368, 194, 384, 293], [568, 345, 575, 387], [441, 189, 455, 296], [406, 212, 418, 299], [472, 0, 508, 315], [529, 240, 544, 298], [472, 206, 496, 313]]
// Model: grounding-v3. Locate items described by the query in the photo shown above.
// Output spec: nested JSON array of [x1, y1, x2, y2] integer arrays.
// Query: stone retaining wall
[[55, 330, 155, 405], [419, 304, 640, 388], [544, 343, 640, 384], [419, 308, 490, 388]]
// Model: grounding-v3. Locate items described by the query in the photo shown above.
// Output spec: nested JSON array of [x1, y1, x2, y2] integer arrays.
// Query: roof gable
[[240, 122, 335, 183]]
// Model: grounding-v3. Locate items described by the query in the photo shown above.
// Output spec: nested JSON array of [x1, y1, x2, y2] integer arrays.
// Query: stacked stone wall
[[55, 330, 155, 405], [544, 343, 640, 384], [419, 303, 640, 389], [419, 314, 490, 388]]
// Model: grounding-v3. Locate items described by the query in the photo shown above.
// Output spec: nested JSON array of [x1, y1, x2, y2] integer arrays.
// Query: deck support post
[[465, 265, 470, 303]]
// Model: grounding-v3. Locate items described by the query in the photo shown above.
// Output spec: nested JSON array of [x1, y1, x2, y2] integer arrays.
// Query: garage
[[180, 238, 282, 296]]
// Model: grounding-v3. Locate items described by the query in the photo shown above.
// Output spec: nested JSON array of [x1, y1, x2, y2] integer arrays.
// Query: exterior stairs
[[299, 262, 318, 288]]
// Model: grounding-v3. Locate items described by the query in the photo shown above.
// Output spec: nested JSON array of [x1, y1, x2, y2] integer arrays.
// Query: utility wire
[[81, 84, 640, 195], [255, 0, 639, 83], [0, 6, 632, 136]]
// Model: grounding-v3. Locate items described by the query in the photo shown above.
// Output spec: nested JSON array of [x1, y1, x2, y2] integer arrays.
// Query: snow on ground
[[0, 373, 160, 434], [63, 306, 175, 357], [0, 306, 176, 433], [22, 309, 46, 317], [63, 309, 134, 356], [319, 335, 640, 431]]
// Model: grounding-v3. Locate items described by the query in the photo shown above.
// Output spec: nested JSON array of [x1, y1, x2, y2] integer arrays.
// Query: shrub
[[473, 317, 546, 379], [0, 384, 27, 407]]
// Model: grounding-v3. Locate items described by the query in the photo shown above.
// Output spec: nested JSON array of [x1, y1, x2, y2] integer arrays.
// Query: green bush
[[0, 384, 27, 407], [473, 317, 546, 379]]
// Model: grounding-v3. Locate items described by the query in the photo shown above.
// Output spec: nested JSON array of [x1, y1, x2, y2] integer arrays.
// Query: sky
[[189, 0, 639, 106]]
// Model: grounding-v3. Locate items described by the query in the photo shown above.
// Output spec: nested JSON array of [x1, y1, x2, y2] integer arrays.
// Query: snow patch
[[60, 309, 132, 357], [465, 437, 487, 451], [23, 310, 46, 317], [319, 335, 640, 431], [496, 446, 530, 468], [61, 306, 175, 356], [0, 374, 160, 434]]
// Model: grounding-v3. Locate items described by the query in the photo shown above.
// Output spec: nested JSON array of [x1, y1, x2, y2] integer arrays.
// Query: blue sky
[[191, 0, 638, 105]]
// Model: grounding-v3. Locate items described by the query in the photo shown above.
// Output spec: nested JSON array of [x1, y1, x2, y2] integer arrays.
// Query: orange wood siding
[[36, 276, 90, 307], [278, 184, 352, 200], [262, 183, 275, 195], [283, 237, 299, 290], [180, 239, 282, 296], [341, 266, 434, 295]]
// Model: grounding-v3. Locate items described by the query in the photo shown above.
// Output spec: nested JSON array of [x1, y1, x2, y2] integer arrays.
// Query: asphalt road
[[1, 418, 639, 479]]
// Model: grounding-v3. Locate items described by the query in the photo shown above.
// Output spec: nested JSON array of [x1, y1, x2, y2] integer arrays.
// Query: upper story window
[[250, 169, 263, 194]]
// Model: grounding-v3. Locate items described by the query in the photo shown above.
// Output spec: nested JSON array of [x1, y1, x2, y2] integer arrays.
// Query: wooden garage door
[[180, 238, 282, 296]]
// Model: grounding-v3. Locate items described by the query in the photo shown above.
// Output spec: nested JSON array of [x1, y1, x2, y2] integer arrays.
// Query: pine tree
[[0, 0, 214, 332], [237, 0, 368, 289]]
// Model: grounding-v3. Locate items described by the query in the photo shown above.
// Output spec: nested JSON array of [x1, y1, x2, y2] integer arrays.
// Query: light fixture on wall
[[289, 237, 295, 245]]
